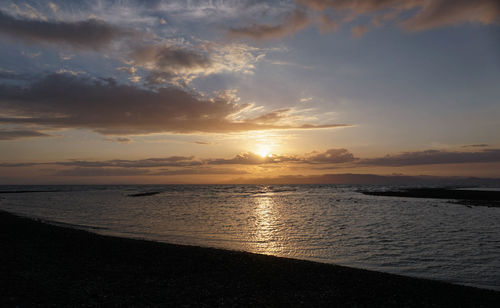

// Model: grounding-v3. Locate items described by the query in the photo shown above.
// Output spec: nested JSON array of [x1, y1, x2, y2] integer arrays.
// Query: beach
[[1, 210, 499, 307]]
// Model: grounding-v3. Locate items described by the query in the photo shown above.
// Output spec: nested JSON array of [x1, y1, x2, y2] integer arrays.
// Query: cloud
[[57, 156, 202, 168], [462, 144, 489, 148], [228, 9, 309, 40], [0, 129, 50, 140], [0, 155, 202, 168], [233, 173, 500, 185], [128, 42, 266, 85], [130, 44, 212, 85], [207, 152, 299, 165], [0, 70, 30, 81], [0, 73, 348, 135], [297, 0, 500, 34], [0, 148, 355, 168], [306, 148, 357, 164], [351, 25, 370, 37], [400, 0, 500, 32], [246, 109, 291, 124], [207, 148, 356, 165], [0, 149, 500, 176], [131, 45, 211, 71], [105, 137, 132, 143], [228, 0, 500, 40], [151, 168, 248, 176], [160, 0, 293, 22], [53, 167, 150, 177], [51, 166, 248, 177], [297, 0, 412, 12], [0, 10, 130, 49], [360, 149, 500, 166]]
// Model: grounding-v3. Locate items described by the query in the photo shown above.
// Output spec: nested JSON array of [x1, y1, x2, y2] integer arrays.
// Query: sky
[[0, 0, 499, 184]]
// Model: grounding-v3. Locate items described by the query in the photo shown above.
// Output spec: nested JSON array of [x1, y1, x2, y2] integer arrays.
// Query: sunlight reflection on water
[[251, 189, 287, 256]]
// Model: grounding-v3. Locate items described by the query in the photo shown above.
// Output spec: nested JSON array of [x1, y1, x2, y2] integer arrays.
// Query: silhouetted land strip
[[0, 190, 61, 194], [128, 191, 162, 197], [363, 188, 500, 207], [1, 210, 499, 307]]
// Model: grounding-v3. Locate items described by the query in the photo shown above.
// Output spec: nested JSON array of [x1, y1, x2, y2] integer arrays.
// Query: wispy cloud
[[128, 41, 264, 85], [193, 140, 212, 145], [228, 9, 309, 40], [228, 0, 500, 40], [0, 129, 50, 140], [462, 144, 489, 148], [0, 69, 31, 81], [105, 137, 132, 143], [298, 0, 500, 35], [53, 167, 150, 177], [360, 149, 500, 166]]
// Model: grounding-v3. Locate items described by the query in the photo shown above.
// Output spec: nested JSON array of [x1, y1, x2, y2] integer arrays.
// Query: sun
[[256, 145, 272, 157]]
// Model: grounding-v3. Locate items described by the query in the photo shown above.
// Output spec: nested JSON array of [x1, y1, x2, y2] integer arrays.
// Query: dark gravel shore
[[1, 210, 499, 307]]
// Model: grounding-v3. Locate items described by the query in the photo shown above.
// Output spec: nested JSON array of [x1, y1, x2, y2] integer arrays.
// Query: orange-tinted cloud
[[298, 0, 500, 33], [351, 25, 370, 37], [233, 1, 500, 40], [400, 0, 500, 31], [228, 9, 309, 40]]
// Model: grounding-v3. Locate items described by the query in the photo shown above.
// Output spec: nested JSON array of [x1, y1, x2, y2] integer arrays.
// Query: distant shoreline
[[1, 209, 499, 306], [362, 188, 500, 207]]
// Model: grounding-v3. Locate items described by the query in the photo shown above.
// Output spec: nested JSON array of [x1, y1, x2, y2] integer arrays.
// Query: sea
[[0, 184, 499, 291]]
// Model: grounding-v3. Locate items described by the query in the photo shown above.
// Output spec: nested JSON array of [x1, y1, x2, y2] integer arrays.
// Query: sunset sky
[[0, 0, 499, 184]]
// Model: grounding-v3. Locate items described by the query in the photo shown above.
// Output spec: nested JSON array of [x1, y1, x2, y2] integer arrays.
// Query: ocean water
[[0, 184, 499, 290]]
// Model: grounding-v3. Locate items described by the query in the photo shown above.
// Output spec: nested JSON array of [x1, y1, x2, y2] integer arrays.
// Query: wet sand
[[1, 210, 499, 307], [362, 188, 500, 207]]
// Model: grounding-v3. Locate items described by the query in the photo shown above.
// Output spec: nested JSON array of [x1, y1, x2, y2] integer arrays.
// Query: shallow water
[[1, 184, 499, 290]]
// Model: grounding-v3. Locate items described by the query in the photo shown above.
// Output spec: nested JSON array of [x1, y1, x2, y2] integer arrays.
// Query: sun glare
[[256, 145, 272, 157]]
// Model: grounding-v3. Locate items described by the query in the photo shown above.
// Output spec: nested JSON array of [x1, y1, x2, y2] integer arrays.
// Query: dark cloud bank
[[0, 73, 347, 135], [0, 129, 49, 140], [360, 149, 500, 166], [236, 174, 500, 186], [207, 148, 500, 167], [2, 148, 499, 168], [2, 148, 500, 180], [0, 10, 130, 49]]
